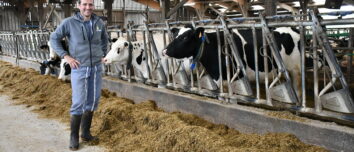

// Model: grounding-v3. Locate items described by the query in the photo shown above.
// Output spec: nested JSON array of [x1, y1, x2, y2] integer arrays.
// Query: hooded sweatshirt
[[50, 12, 108, 67]]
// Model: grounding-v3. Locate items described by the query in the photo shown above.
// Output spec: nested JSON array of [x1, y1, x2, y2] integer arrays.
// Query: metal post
[[313, 29, 321, 112], [252, 25, 260, 101], [263, 28, 272, 105], [216, 26, 224, 95], [224, 31, 232, 99], [142, 31, 151, 81], [347, 28, 353, 83], [300, 23, 307, 108]]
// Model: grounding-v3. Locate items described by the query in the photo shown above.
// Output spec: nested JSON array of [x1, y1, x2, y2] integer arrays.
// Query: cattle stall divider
[[309, 10, 354, 113], [143, 22, 167, 87], [2, 10, 354, 125], [164, 20, 192, 92], [220, 17, 254, 99], [119, 11, 354, 124], [260, 13, 298, 104], [0, 30, 51, 64], [190, 19, 219, 97]]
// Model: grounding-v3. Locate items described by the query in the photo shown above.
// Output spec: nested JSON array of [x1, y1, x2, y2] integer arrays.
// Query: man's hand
[[64, 55, 80, 69]]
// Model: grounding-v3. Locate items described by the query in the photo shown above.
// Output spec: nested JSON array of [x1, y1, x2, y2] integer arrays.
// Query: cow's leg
[[289, 68, 302, 101], [58, 62, 66, 80], [44, 67, 51, 75]]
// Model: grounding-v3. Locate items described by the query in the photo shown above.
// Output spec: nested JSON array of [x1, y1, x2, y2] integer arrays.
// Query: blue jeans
[[70, 64, 103, 115]]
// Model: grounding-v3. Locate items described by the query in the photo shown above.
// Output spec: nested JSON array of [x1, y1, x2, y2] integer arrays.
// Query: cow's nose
[[103, 58, 108, 64], [162, 49, 168, 57]]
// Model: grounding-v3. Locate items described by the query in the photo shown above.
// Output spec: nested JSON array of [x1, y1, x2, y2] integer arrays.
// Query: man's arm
[[50, 19, 80, 69], [50, 20, 69, 59], [101, 25, 109, 57]]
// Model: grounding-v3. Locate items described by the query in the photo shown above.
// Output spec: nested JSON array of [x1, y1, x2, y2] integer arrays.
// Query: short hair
[[78, 0, 94, 4]]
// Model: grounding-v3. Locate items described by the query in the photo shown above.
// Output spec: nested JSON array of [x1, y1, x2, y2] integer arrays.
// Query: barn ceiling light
[[184, 2, 195, 6], [292, 2, 300, 7], [251, 5, 263, 10]]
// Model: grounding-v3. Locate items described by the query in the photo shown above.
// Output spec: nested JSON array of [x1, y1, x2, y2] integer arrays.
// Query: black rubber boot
[[81, 111, 98, 142], [69, 115, 82, 151]]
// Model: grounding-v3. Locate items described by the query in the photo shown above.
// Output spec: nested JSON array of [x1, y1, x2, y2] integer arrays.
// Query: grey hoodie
[[50, 12, 108, 67]]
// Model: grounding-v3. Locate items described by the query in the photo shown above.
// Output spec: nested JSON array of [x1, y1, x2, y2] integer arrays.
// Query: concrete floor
[[0, 95, 106, 152]]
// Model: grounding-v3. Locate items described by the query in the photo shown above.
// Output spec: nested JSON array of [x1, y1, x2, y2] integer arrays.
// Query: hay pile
[[0, 61, 327, 152]]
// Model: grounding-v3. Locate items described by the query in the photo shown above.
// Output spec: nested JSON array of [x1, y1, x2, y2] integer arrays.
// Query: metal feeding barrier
[[220, 17, 253, 97], [1, 9, 354, 125], [309, 10, 354, 113], [259, 13, 298, 104], [0, 30, 50, 63]]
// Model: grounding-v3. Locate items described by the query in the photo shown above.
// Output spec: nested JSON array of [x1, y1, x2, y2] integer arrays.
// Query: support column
[[234, 0, 250, 17], [38, 0, 44, 29], [160, 0, 170, 19], [103, 0, 114, 25], [63, 4, 72, 18], [264, 0, 277, 16], [16, 1, 27, 27]]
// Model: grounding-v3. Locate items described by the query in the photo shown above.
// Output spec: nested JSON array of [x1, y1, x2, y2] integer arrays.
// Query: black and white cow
[[163, 25, 303, 97], [40, 40, 71, 81], [150, 28, 193, 76], [104, 28, 188, 81], [103, 37, 149, 79]]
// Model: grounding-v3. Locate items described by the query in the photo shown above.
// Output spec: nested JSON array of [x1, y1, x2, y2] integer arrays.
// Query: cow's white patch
[[177, 28, 191, 38]]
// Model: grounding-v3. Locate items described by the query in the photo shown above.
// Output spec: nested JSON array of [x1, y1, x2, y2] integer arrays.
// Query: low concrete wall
[[1, 55, 354, 152]]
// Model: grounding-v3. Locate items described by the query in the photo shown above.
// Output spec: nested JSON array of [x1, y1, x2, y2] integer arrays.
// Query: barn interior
[[1, 0, 354, 151]]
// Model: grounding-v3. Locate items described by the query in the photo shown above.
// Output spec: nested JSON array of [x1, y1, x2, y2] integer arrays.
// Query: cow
[[163, 25, 304, 98], [103, 37, 149, 81], [39, 40, 71, 81], [149, 28, 193, 76]]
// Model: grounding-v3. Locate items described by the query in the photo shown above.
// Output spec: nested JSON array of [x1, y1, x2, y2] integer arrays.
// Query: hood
[[73, 11, 100, 23]]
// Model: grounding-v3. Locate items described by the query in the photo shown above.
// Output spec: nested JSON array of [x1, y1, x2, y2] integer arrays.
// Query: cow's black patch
[[40, 44, 49, 50], [64, 63, 71, 75], [136, 49, 144, 65], [273, 32, 295, 55]]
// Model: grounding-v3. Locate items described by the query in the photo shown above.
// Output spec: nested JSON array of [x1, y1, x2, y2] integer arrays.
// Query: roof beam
[[132, 0, 161, 10], [166, 0, 188, 19]]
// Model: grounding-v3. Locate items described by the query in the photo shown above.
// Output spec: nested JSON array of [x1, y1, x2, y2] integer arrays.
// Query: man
[[49, 0, 108, 150]]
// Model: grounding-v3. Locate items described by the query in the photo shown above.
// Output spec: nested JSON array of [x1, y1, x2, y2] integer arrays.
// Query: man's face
[[78, 0, 94, 18]]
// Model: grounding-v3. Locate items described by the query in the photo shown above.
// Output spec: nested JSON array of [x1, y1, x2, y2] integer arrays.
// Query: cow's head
[[104, 37, 130, 64], [163, 25, 205, 59]]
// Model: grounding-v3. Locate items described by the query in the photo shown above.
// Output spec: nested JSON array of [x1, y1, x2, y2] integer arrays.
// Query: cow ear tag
[[198, 32, 202, 38], [190, 63, 196, 70]]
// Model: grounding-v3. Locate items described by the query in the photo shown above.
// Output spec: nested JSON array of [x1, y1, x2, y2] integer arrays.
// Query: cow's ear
[[195, 27, 205, 38], [124, 42, 129, 47], [171, 28, 179, 35], [40, 45, 49, 50], [111, 38, 118, 43]]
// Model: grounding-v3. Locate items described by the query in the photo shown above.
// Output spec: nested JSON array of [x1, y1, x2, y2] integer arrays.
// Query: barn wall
[[0, 7, 21, 31]]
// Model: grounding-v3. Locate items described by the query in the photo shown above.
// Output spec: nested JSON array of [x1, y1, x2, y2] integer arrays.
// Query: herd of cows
[[38, 24, 350, 100]]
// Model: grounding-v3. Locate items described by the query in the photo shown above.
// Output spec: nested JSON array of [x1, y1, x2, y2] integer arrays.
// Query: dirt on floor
[[0, 61, 327, 152]]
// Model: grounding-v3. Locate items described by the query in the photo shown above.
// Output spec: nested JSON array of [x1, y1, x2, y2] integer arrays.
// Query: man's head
[[78, 0, 94, 21]]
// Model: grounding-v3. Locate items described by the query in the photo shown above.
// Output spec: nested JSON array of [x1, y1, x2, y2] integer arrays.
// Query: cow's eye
[[117, 48, 120, 54]]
